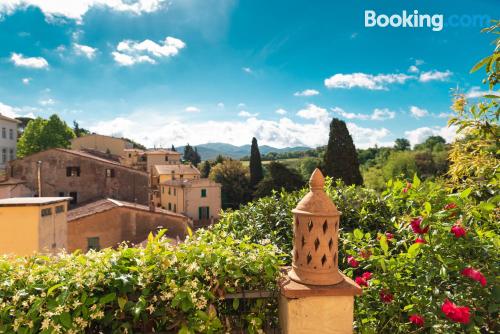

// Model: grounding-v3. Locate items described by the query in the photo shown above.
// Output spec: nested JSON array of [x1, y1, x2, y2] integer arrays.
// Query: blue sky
[[0, 0, 497, 148]]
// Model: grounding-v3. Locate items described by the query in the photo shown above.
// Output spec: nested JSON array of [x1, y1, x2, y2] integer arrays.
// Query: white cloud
[[294, 89, 319, 97], [217, 102, 224, 108], [74, 43, 97, 59], [410, 106, 429, 118], [408, 65, 419, 73], [10, 53, 48, 69], [242, 67, 252, 74], [296, 104, 329, 120], [22, 77, 31, 85], [0, 101, 36, 119], [437, 112, 453, 118], [237, 103, 246, 108], [419, 70, 452, 82], [405, 126, 458, 146], [324, 72, 412, 90], [415, 59, 424, 66], [275, 108, 287, 115], [350, 32, 358, 39], [185, 106, 200, 113], [238, 111, 259, 118], [465, 86, 500, 99], [39, 98, 55, 106], [332, 107, 395, 121], [88, 109, 391, 149], [112, 36, 185, 66], [0, 0, 168, 23]]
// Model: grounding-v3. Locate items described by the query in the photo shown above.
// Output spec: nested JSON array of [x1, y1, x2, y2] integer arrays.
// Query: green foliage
[[249, 137, 263, 188], [200, 160, 212, 178], [254, 162, 304, 198], [414, 135, 446, 151], [183, 144, 202, 166], [0, 230, 281, 333], [394, 138, 411, 151], [298, 157, 321, 180], [17, 115, 75, 158], [323, 118, 363, 185], [209, 160, 251, 209], [72, 121, 90, 138]]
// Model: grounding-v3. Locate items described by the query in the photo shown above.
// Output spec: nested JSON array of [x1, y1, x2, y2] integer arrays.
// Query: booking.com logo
[[365, 10, 491, 32]]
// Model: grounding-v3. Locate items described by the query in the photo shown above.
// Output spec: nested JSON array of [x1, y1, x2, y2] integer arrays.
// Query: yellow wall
[[0, 206, 39, 256], [38, 203, 68, 254], [146, 153, 181, 171], [160, 184, 185, 213]]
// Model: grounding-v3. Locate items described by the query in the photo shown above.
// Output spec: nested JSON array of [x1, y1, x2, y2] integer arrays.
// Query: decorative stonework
[[288, 168, 343, 285]]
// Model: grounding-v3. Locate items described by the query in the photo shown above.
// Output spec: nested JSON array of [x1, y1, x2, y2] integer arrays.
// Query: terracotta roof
[[0, 177, 26, 186], [0, 197, 71, 206], [162, 178, 220, 187], [154, 164, 200, 175], [67, 198, 187, 221]]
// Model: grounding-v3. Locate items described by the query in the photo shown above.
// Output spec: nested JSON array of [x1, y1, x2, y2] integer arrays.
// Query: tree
[[299, 157, 321, 180], [73, 121, 90, 138], [322, 118, 363, 185], [254, 162, 304, 198], [15, 116, 34, 137], [249, 137, 263, 188], [209, 160, 251, 209], [183, 144, 201, 165], [394, 138, 411, 151], [200, 160, 212, 178], [171, 144, 176, 152], [414, 136, 446, 151], [18, 115, 75, 158]]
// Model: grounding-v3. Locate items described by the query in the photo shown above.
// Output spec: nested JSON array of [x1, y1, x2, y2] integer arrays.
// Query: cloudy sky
[[0, 0, 497, 148]]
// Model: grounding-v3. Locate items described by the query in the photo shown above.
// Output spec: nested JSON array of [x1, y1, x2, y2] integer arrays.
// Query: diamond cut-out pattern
[[301, 235, 306, 248], [328, 238, 333, 250], [321, 254, 327, 266], [307, 252, 312, 264], [308, 220, 313, 232], [314, 238, 320, 251], [322, 220, 328, 233]]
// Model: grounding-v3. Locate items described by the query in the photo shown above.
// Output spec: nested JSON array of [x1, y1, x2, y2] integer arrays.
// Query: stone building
[[0, 113, 20, 171], [9, 148, 149, 206], [71, 134, 133, 156], [120, 149, 182, 172], [0, 176, 33, 199], [67, 198, 189, 252]]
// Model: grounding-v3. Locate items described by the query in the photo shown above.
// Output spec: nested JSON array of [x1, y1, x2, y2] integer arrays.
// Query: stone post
[[279, 168, 362, 334]]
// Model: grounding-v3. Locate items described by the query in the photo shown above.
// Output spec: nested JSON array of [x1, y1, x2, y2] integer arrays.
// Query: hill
[[176, 143, 309, 160]]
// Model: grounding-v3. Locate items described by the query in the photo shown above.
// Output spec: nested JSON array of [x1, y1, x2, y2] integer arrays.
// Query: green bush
[[0, 230, 282, 334]]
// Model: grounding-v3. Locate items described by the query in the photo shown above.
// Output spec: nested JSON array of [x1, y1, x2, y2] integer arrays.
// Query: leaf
[[407, 243, 421, 258], [47, 283, 64, 296], [379, 235, 388, 254], [187, 226, 193, 238], [470, 55, 492, 73], [118, 296, 127, 311], [178, 325, 191, 334], [413, 174, 421, 188], [460, 188, 472, 198], [99, 292, 116, 304], [59, 312, 72, 328], [424, 202, 432, 214], [354, 229, 364, 240], [232, 298, 239, 310]]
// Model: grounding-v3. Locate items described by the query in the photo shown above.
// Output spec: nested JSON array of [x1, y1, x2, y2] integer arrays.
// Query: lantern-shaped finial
[[289, 168, 343, 285]]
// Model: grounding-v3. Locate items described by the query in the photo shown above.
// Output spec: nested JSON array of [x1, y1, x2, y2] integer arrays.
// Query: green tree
[[209, 160, 251, 209], [200, 160, 212, 178], [394, 138, 411, 151], [299, 157, 321, 180], [171, 144, 176, 152], [183, 144, 201, 166], [382, 151, 417, 180], [249, 137, 263, 188], [254, 162, 304, 198], [17, 115, 75, 158], [73, 121, 90, 138], [322, 118, 363, 185], [414, 136, 446, 151]]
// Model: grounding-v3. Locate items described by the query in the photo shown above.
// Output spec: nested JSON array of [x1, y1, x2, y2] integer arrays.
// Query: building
[[0, 176, 33, 199], [152, 164, 201, 184], [0, 113, 20, 171], [67, 198, 189, 252], [120, 149, 182, 172], [159, 178, 221, 227], [0, 197, 71, 255], [71, 134, 133, 156], [9, 148, 149, 206]]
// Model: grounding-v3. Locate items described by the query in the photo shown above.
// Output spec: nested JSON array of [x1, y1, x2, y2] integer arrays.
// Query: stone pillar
[[280, 169, 362, 334]]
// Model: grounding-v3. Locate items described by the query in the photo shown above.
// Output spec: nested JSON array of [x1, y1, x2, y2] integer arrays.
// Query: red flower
[[379, 290, 394, 303], [410, 217, 429, 234], [415, 237, 426, 244], [451, 224, 466, 238], [409, 314, 424, 327], [406, 182, 412, 189], [461, 267, 487, 287], [355, 272, 372, 287], [402, 187, 408, 194], [441, 299, 470, 324], [444, 202, 457, 210], [385, 232, 394, 240], [347, 256, 359, 268], [359, 249, 372, 259]]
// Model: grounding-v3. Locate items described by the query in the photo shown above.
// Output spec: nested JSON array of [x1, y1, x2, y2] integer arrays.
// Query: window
[[1, 149, 6, 163], [58, 192, 65, 197], [168, 203, 172, 210], [87, 237, 100, 251], [180, 174, 184, 179], [55, 205, 65, 214], [1, 128, 5, 139], [173, 188, 176, 195], [128, 153, 132, 158], [165, 156, 169, 161], [69, 192, 78, 205], [9, 129, 13, 140], [168, 187, 171, 195], [198, 206, 210, 220], [66, 167, 80, 177], [105, 169, 115, 178], [173, 204, 176, 212], [9, 149, 14, 161], [201, 189, 207, 198], [41, 208, 52, 217], [162, 186, 164, 194]]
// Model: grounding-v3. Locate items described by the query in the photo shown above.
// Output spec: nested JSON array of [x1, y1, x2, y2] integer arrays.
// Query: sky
[[0, 0, 497, 149]]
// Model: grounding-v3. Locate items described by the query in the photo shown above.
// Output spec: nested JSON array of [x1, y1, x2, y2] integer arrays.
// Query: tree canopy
[[249, 137, 263, 188], [254, 161, 304, 198]]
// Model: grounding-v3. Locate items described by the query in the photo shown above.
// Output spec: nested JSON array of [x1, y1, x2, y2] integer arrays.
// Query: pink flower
[[385, 232, 394, 240], [409, 314, 424, 327], [410, 217, 429, 234], [415, 237, 426, 244], [355, 272, 372, 287], [461, 267, 487, 287], [402, 187, 408, 194], [347, 256, 359, 268], [380, 290, 394, 303], [451, 224, 466, 238], [441, 299, 470, 324], [444, 203, 457, 210]]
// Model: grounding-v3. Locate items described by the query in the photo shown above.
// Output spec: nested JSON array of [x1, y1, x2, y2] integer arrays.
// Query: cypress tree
[[249, 137, 263, 188], [171, 144, 176, 152], [322, 118, 363, 185]]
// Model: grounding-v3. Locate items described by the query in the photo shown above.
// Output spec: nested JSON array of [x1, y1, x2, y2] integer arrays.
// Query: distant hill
[[176, 143, 310, 160]]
